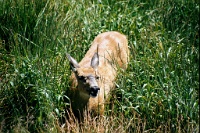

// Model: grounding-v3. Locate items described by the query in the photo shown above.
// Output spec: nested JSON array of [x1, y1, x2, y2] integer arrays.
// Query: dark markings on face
[[77, 75, 100, 97]]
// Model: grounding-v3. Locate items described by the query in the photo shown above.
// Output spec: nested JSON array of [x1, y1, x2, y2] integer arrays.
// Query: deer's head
[[67, 53, 100, 97]]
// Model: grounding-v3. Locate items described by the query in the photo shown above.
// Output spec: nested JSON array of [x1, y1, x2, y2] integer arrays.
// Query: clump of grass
[[58, 108, 144, 133], [0, 0, 199, 132]]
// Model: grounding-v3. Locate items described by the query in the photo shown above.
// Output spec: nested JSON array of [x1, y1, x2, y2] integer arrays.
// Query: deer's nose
[[90, 86, 100, 97]]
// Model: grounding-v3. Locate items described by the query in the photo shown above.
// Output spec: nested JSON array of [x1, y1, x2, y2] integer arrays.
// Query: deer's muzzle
[[90, 86, 100, 97]]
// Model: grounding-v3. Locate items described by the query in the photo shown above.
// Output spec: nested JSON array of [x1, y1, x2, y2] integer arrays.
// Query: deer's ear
[[91, 53, 99, 69], [66, 53, 80, 71]]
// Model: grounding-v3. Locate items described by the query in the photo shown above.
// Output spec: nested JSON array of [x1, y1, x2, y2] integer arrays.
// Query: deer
[[66, 31, 129, 119]]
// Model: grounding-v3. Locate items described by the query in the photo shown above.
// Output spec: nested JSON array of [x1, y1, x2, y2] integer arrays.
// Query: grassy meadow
[[0, 0, 199, 132]]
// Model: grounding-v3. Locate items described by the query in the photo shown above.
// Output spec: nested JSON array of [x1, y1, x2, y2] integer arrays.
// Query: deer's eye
[[78, 76, 86, 81], [96, 76, 100, 80]]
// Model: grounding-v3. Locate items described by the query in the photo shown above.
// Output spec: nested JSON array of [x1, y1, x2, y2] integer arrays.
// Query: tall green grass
[[0, 0, 199, 132]]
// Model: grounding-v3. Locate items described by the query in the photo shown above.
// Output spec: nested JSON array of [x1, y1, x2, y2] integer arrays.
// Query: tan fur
[[68, 31, 129, 116]]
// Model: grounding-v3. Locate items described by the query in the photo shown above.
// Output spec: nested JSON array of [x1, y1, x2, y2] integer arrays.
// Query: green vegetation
[[0, 0, 199, 132]]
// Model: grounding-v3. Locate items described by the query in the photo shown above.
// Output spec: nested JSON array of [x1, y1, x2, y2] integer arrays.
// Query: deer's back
[[79, 31, 129, 69]]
